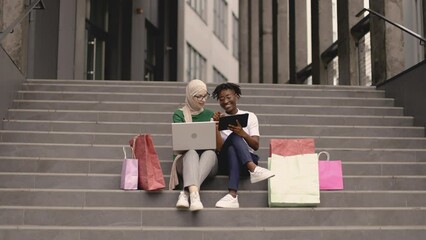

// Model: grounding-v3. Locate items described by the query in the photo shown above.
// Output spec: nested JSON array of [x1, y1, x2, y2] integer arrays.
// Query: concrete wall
[[0, 0, 26, 121], [0, 47, 25, 121], [0, 0, 26, 73], [377, 60, 426, 135], [30, 0, 60, 79]]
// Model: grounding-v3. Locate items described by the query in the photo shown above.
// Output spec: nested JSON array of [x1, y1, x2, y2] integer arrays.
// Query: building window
[[187, 43, 207, 81], [187, 0, 207, 22], [232, 13, 239, 59], [213, 67, 228, 83], [214, 0, 228, 46]]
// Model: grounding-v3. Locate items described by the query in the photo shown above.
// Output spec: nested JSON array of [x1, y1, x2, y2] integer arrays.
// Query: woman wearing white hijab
[[169, 79, 218, 211]]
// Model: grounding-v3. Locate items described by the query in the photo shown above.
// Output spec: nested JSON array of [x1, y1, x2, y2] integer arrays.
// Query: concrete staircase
[[1, 79, 426, 239]]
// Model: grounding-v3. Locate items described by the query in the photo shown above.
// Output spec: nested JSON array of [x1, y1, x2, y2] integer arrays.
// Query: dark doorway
[[85, 0, 131, 80]]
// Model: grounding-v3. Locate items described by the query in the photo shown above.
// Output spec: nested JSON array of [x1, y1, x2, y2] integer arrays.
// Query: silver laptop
[[171, 121, 216, 151]]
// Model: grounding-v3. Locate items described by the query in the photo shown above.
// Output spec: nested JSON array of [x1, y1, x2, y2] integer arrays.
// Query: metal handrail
[[356, 8, 426, 46], [0, 0, 45, 42]]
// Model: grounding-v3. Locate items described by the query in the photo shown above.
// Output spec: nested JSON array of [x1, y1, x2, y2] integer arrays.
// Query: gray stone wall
[[0, 0, 25, 71], [377, 61, 426, 135], [0, 0, 3, 29]]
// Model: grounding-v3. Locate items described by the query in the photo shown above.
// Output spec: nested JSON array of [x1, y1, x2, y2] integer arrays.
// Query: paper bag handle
[[123, 138, 137, 159], [318, 151, 330, 161], [122, 147, 127, 159]]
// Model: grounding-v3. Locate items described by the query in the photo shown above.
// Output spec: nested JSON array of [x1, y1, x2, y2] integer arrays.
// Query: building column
[[384, 0, 404, 79], [176, 0, 185, 82], [369, 0, 386, 84], [312, 0, 333, 85], [370, 0, 405, 84], [261, 0, 273, 83], [276, 0, 289, 84], [249, 0, 260, 83], [295, 0, 307, 82], [239, 0, 249, 83], [131, 0, 146, 80], [73, 0, 86, 80], [424, 0, 426, 60], [57, 0, 77, 79], [311, 0, 320, 84], [288, 0, 296, 83], [337, 0, 363, 85], [318, 0, 333, 85]]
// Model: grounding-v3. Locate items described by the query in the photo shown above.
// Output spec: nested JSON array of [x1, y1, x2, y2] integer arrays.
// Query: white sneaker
[[250, 166, 275, 183], [215, 194, 239, 208], [176, 191, 189, 209], [189, 191, 204, 211]]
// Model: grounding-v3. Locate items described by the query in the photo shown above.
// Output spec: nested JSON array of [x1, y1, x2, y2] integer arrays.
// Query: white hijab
[[181, 79, 207, 122]]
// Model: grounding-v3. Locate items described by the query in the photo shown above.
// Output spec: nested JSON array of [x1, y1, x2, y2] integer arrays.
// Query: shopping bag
[[268, 153, 320, 207], [130, 134, 166, 191], [270, 138, 315, 157], [120, 146, 138, 190], [318, 151, 344, 190]]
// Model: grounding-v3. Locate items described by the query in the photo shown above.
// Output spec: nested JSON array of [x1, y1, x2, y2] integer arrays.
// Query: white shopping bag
[[268, 153, 320, 207]]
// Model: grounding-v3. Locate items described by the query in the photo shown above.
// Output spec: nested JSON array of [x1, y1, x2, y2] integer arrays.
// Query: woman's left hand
[[227, 120, 245, 136], [229, 119, 260, 151]]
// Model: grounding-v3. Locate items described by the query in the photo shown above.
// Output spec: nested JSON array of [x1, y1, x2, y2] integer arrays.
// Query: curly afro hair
[[212, 82, 242, 100]]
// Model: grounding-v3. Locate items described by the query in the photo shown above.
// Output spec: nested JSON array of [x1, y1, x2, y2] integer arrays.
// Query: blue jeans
[[218, 133, 259, 190]]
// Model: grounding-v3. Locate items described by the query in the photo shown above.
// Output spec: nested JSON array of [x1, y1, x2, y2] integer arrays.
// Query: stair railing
[[0, 0, 45, 42], [356, 8, 426, 46]]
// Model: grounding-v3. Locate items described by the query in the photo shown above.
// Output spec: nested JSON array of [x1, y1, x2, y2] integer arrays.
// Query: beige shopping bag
[[268, 153, 320, 207]]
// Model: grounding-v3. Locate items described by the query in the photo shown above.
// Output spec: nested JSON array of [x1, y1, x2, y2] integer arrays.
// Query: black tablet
[[218, 113, 249, 131]]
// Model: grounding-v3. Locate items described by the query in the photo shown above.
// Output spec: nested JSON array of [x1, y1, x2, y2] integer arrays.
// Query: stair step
[[2, 157, 426, 176], [2, 207, 426, 227], [0, 173, 425, 191], [1, 227, 425, 240], [25, 79, 379, 90], [1, 189, 425, 208], [7, 110, 410, 123], [3, 120, 419, 135], [2, 114, 414, 132], [2, 131, 426, 149], [3, 156, 426, 176], [12, 100, 404, 115], [17, 91, 394, 107], [1, 143, 426, 161], [21, 83, 386, 98]]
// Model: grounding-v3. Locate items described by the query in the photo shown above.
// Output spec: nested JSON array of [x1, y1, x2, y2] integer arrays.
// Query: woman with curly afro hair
[[212, 82, 275, 208]]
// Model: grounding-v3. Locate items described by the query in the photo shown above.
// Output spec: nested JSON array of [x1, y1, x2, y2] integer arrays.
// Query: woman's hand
[[213, 112, 222, 122], [228, 120, 260, 151], [227, 120, 245, 136]]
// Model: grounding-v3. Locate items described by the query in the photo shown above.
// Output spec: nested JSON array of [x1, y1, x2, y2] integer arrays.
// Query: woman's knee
[[227, 133, 246, 147], [183, 149, 198, 161], [202, 150, 218, 176], [201, 150, 217, 160]]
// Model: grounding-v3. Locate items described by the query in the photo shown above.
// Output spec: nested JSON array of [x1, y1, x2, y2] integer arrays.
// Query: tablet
[[218, 113, 249, 131]]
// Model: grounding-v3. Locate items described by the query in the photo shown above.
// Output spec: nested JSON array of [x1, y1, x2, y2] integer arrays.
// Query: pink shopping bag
[[120, 146, 138, 190], [270, 138, 315, 157], [318, 151, 344, 190]]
